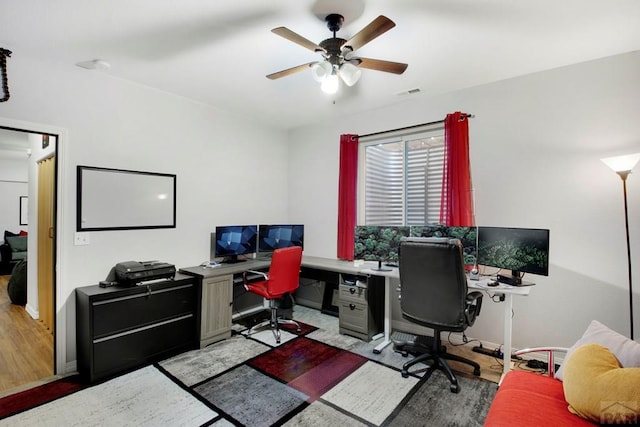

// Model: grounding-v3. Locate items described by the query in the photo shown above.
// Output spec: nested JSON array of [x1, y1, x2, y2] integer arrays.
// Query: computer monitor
[[214, 225, 258, 263], [354, 225, 411, 271], [477, 226, 550, 284], [258, 224, 304, 253], [410, 225, 477, 267]]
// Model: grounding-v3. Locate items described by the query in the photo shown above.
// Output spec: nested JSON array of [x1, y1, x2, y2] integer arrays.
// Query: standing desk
[[468, 278, 531, 381], [360, 267, 531, 381]]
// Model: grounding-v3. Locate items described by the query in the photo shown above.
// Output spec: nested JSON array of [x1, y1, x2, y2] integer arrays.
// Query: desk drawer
[[92, 283, 195, 338], [339, 301, 368, 334], [339, 284, 367, 303], [93, 315, 195, 380]]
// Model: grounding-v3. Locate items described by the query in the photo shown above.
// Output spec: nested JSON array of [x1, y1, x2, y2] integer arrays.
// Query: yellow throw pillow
[[563, 343, 640, 424]]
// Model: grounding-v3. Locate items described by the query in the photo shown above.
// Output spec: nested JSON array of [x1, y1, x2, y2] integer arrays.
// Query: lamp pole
[[602, 153, 640, 341], [618, 170, 634, 340]]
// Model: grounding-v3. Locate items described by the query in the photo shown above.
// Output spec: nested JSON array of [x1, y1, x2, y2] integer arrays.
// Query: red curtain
[[440, 112, 475, 226], [337, 134, 359, 260]]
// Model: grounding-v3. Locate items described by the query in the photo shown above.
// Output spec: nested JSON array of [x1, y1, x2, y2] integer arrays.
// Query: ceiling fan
[[266, 13, 408, 94]]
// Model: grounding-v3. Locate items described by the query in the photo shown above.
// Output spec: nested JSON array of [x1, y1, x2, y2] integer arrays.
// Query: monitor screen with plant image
[[354, 225, 410, 271], [477, 226, 549, 285], [410, 225, 477, 267]]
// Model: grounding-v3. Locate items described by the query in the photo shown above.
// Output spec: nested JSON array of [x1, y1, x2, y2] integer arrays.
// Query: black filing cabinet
[[75, 273, 198, 383]]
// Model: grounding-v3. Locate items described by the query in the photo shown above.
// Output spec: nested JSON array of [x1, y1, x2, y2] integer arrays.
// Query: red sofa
[[484, 370, 594, 426]]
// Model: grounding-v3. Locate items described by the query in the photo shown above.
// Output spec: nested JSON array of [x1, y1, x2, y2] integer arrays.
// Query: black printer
[[114, 260, 176, 286]]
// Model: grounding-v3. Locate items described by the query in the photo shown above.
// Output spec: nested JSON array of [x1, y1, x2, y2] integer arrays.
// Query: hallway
[[0, 275, 53, 396]]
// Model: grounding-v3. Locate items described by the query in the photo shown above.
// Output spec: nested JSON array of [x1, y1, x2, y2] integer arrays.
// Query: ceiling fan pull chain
[[0, 48, 11, 103]]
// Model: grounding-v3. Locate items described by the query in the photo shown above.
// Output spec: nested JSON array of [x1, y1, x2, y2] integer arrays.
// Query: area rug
[[0, 365, 217, 426], [0, 320, 498, 426], [0, 375, 84, 419]]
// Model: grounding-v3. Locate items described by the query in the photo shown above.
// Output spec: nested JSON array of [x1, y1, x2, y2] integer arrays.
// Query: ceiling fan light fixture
[[321, 72, 339, 94], [339, 62, 362, 87], [311, 61, 332, 82]]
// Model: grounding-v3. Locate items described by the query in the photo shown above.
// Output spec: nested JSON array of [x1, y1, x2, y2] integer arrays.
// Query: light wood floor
[[0, 275, 54, 395]]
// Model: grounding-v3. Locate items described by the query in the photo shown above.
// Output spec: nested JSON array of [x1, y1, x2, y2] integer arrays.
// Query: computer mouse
[[487, 281, 499, 287]]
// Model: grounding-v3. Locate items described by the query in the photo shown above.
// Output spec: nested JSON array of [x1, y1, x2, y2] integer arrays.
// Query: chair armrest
[[465, 291, 483, 325], [245, 270, 268, 280], [514, 346, 569, 378], [242, 270, 268, 289]]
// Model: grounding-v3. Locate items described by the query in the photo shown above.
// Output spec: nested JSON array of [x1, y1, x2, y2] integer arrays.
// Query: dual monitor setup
[[354, 225, 550, 285], [213, 224, 304, 263]]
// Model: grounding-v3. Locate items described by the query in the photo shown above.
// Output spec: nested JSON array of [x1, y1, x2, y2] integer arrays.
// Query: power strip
[[472, 346, 522, 360], [472, 346, 502, 358]]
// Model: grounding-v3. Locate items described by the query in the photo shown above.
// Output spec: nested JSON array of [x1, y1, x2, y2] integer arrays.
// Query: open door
[[37, 155, 55, 332]]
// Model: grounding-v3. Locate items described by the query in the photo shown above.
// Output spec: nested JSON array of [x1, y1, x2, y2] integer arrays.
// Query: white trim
[[0, 116, 69, 376], [25, 303, 38, 319]]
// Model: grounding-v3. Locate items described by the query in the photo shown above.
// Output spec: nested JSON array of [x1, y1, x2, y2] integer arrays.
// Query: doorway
[[0, 125, 58, 394]]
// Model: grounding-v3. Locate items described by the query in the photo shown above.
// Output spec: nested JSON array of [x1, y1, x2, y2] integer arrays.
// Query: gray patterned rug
[[1, 308, 497, 426]]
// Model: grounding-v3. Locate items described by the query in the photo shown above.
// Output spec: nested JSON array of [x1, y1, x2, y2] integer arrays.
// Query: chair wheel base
[[473, 367, 481, 376], [450, 383, 460, 393], [401, 370, 409, 378]]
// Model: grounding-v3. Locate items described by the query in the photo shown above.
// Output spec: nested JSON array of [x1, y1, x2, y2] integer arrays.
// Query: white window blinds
[[360, 130, 444, 226]]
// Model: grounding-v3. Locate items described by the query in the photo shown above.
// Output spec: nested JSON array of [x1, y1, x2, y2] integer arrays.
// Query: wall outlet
[[74, 232, 90, 246]]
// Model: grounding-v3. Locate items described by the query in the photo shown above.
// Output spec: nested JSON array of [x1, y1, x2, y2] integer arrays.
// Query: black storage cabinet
[[76, 273, 198, 383]]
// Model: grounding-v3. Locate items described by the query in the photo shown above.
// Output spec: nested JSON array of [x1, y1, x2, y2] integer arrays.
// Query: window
[[358, 127, 444, 226]]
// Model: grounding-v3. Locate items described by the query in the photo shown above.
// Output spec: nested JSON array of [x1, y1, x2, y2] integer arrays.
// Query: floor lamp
[[601, 153, 640, 340]]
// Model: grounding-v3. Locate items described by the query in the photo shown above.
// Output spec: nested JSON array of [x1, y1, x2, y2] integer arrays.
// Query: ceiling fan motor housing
[[320, 37, 347, 66]]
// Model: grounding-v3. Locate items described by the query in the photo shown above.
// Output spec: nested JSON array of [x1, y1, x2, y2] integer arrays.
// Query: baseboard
[[25, 303, 38, 319], [65, 360, 78, 375]]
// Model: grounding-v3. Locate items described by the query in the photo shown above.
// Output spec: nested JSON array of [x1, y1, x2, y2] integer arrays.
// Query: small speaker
[[469, 265, 480, 280]]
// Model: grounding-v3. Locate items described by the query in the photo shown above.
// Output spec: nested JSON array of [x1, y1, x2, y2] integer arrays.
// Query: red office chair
[[243, 246, 303, 343]]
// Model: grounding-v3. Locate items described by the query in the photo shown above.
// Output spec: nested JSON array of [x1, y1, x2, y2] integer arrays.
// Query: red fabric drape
[[337, 134, 359, 260], [440, 112, 475, 226]]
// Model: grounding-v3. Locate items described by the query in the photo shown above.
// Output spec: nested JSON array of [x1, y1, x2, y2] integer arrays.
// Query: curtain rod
[[356, 113, 474, 139]]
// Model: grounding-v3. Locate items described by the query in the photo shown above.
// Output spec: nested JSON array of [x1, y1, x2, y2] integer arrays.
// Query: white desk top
[[360, 266, 532, 296], [468, 277, 532, 295]]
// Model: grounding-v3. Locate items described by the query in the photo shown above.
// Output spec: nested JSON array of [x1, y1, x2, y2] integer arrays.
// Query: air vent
[[396, 87, 422, 96]]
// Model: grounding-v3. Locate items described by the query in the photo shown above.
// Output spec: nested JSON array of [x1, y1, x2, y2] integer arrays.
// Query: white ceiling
[[1, 0, 639, 131]]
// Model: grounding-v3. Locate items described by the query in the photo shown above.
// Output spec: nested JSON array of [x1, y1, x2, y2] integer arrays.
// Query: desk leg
[[501, 293, 513, 383], [373, 276, 392, 354]]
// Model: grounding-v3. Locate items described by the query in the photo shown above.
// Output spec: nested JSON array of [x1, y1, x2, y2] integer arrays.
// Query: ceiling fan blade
[[342, 15, 396, 52], [266, 62, 315, 80], [271, 27, 326, 53], [356, 58, 408, 74]]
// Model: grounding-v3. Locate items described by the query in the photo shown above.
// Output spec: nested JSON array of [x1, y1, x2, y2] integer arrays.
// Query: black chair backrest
[[398, 237, 469, 331]]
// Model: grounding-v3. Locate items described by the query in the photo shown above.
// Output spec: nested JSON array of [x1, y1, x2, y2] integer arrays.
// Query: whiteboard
[[77, 166, 176, 231]]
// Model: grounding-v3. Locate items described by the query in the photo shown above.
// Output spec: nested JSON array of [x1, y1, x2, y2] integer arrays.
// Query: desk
[[180, 256, 388, 347], [359, 268, 532, 381], [468, 278, 531, 381], [181, 257, 531, 381]]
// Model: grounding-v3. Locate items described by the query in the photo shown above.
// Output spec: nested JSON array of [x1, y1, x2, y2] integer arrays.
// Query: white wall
[[1, 55, 289, 371], [289, 51, 640, 350], [0, 157, 28, 237]]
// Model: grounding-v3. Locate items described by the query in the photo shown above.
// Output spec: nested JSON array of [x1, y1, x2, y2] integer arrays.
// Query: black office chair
[[393, 237, 483, 393]]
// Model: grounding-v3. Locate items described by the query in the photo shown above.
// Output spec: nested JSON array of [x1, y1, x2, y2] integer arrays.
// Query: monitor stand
[[370, 260, 392, 272], [222, 255, 246, 264], [497, 272, 534, 286]]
